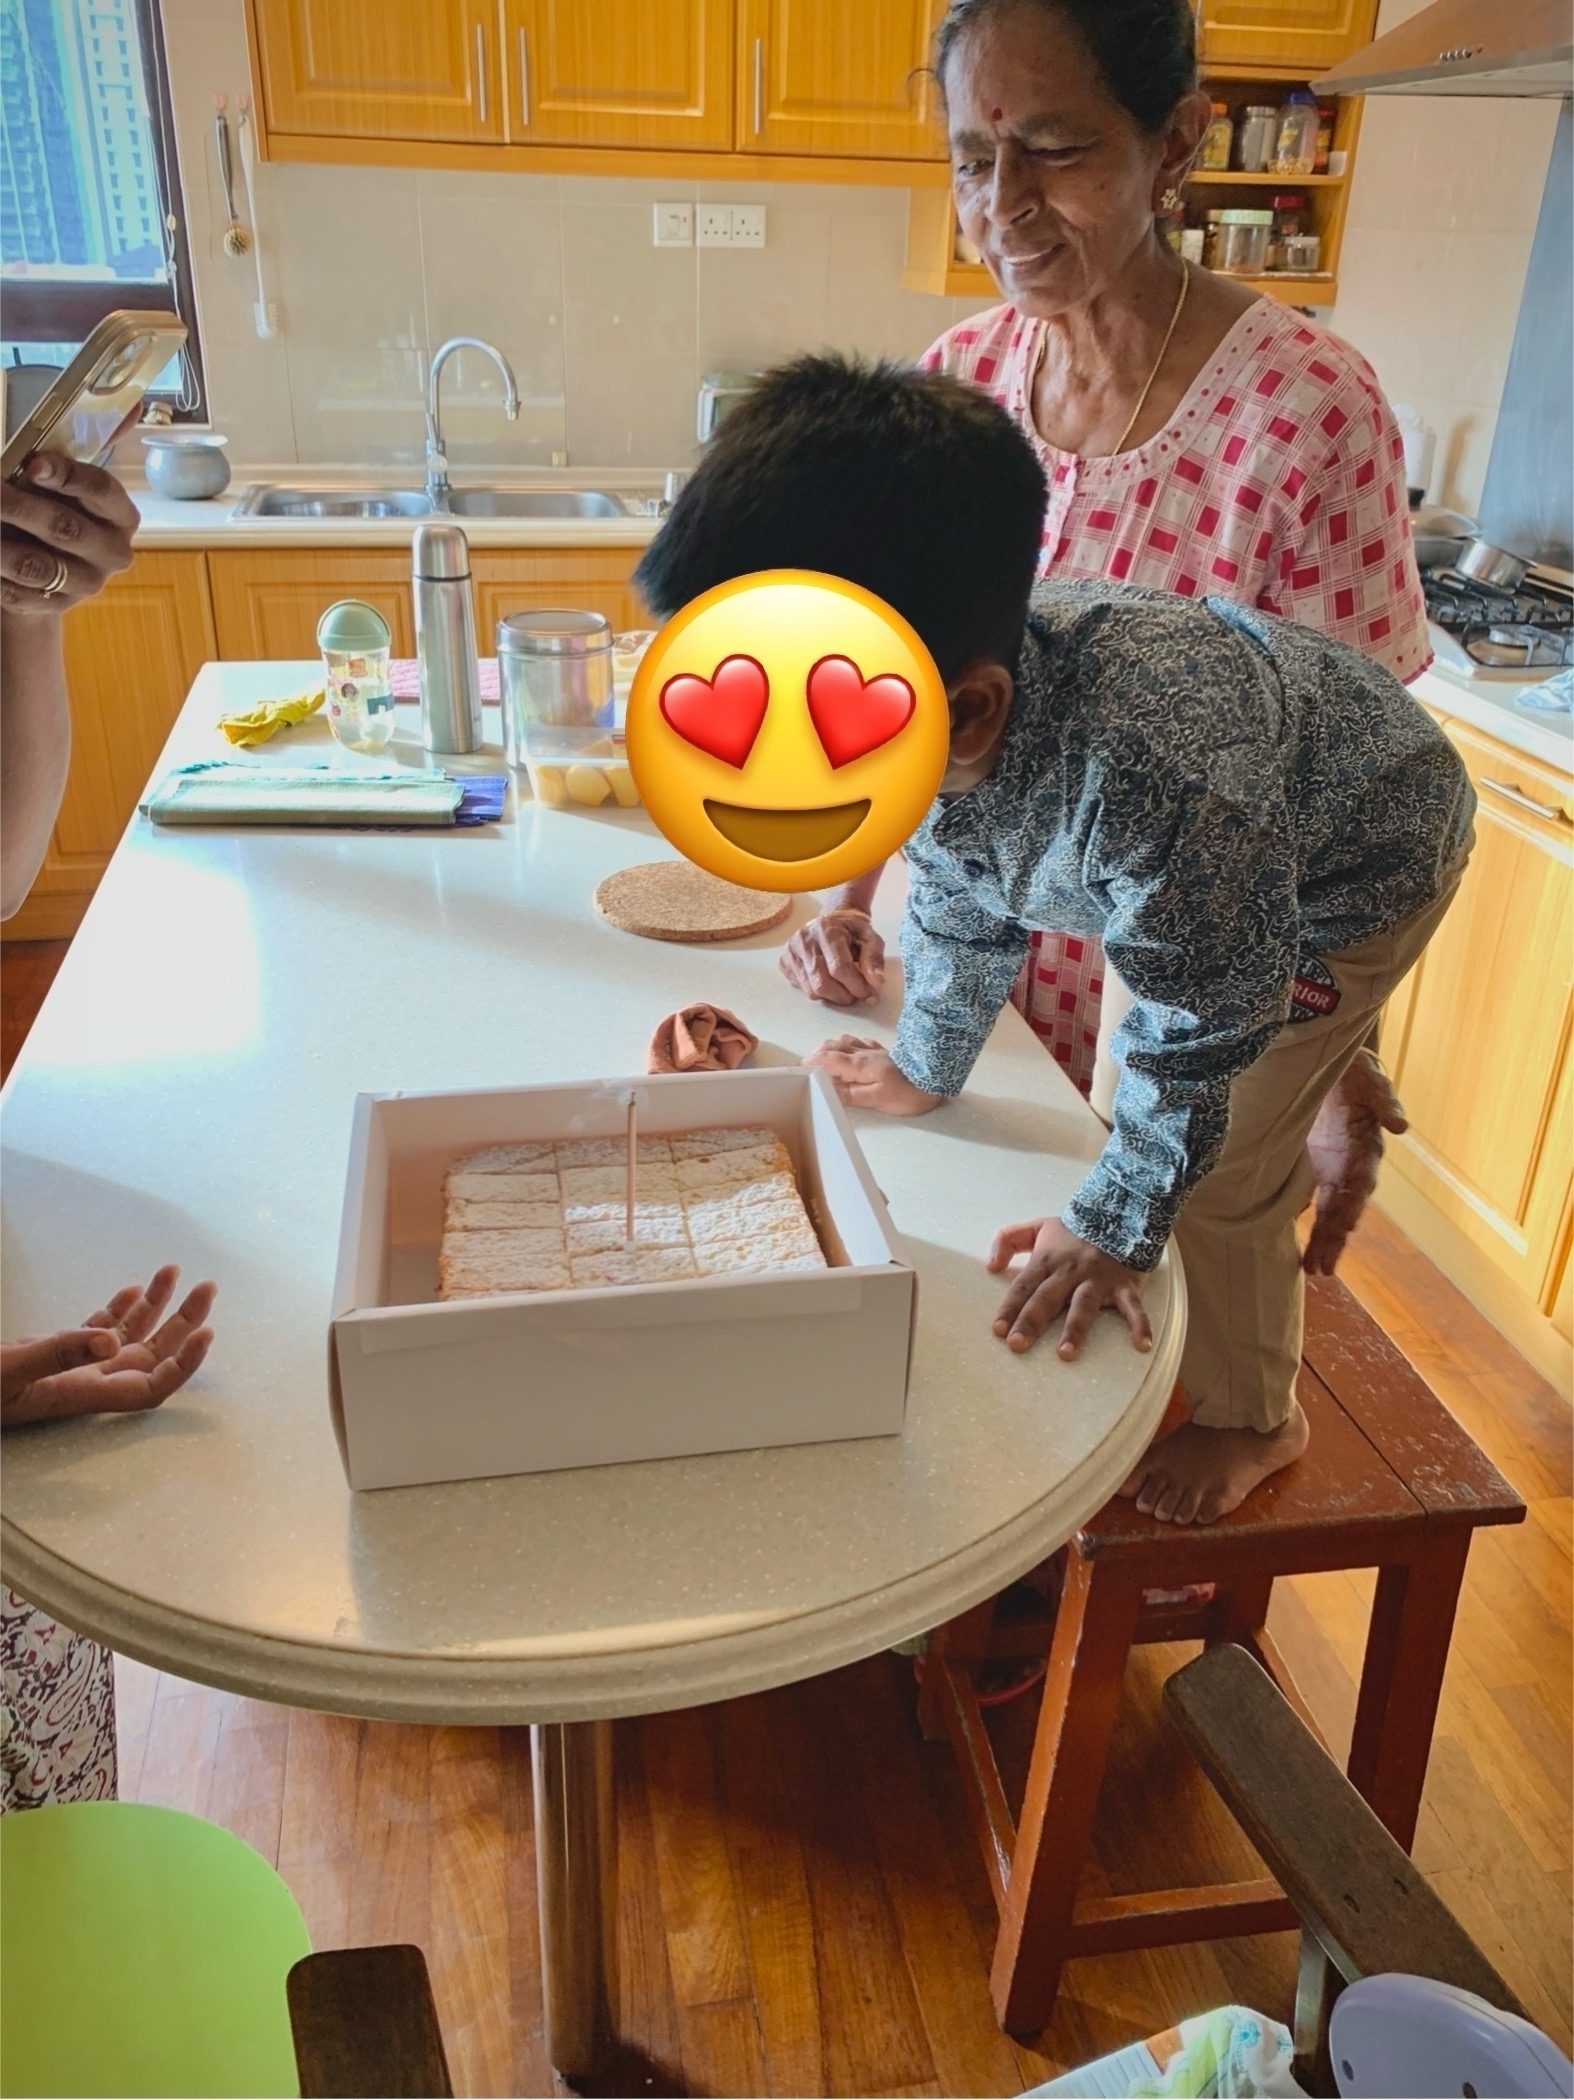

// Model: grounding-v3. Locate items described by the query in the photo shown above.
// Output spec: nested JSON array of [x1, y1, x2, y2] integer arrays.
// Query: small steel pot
[[141, 431, 230, 501], [1454, 538, 1530, 592]]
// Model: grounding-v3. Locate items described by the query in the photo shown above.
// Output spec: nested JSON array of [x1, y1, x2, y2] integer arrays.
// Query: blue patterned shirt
[[891, 581, 1474, 1270]]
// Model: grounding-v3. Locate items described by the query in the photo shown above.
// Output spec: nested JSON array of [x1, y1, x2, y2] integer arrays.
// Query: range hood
[[1312, 0, 1572, 95]]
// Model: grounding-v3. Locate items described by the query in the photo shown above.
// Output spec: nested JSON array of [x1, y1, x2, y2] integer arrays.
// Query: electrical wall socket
[[696, 203, 734, 247], [652, 202, 693, 247], [695, 203, 769, 248]]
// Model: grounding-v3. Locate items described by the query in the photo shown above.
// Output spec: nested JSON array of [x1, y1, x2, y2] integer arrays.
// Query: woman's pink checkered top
[[921, 294, 1431, 1093]]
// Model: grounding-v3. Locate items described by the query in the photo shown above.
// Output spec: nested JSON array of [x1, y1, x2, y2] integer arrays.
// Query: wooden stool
[[919, 1274, 1526, 2036]]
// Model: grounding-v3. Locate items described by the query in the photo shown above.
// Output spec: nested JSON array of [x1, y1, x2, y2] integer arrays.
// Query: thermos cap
[[412, 522, 472, 580]]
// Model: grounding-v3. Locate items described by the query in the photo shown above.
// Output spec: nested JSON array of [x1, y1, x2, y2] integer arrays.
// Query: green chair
[[1, 1800, 311, 2098]]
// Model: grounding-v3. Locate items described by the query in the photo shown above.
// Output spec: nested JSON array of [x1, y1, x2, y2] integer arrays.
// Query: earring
[[1160, 185, 1184, 212]]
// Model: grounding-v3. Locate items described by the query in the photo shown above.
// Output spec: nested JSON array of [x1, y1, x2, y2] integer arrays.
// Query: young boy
[[633, 356, 1473, 1525]]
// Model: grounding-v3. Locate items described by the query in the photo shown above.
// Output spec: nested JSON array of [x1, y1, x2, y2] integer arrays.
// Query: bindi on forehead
[[992, 106, 1003, 120]]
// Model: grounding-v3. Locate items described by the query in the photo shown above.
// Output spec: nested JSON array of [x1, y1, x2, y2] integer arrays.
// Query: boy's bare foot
[[1117, 1400, 1309, 1525]]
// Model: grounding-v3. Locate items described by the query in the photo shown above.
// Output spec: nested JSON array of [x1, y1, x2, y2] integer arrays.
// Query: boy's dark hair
[[633, 354, 1048, 682]]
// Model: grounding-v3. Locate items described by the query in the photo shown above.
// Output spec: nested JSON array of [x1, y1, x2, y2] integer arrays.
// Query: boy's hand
[[2, 1266, 217, 1426], [780, 909, 887, 1006], [804, 1037, 944, 1115], [987, 1217, 1152, 1358]]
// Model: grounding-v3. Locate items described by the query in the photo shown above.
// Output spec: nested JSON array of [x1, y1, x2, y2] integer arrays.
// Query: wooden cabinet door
[[472, 549, 649, 638], [252, 0, 504, 142], [738, 0, 946, 160], [1379, 722, 1574, 1312], [503, 0, 733, 148], [5, 552, 216, 940], [208, 551, 419, 659], [1195, 0, 1377, 72]]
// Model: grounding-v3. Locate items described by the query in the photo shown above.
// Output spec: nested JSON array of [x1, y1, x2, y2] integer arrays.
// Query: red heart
[[805, 655, 916, 769], [659, 654, 770, 769]]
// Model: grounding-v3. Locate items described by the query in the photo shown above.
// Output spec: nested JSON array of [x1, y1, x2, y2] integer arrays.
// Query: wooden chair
[[288, 1945, 453, 2098], [919, 1272, 1526, 2035], [1164, 1640, 1532, 2093]]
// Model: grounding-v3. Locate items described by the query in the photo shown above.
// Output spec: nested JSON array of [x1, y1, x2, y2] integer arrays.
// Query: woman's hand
[[804, 1037, 944, 1115], [0, 454, 138, 617], [1302, 1048, 1408, 1276], [987, 1216, 1152, 1358], [1, 1266, 217, 1427], [779, 908, 886, 1006]]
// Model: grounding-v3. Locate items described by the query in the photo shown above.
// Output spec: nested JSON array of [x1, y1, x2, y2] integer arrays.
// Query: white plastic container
[[328, 1067, 917, 1490]]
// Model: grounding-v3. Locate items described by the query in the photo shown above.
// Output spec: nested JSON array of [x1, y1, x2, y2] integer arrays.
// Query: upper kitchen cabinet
[[251, 0, 504, 143], [738, 0, 945, 159], [1194, 0, 1377, 73], [503, 0, 733, 149]]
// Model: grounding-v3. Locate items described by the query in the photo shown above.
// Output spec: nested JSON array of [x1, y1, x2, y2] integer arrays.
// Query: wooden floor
[[6, 937, 1572, 2096]]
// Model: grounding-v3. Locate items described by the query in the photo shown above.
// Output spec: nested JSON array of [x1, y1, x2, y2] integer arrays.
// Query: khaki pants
[[1090, 866, 1467, 1433]]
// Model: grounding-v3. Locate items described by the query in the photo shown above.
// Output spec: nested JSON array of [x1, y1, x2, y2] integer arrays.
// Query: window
[[0, 0, 204, 415]]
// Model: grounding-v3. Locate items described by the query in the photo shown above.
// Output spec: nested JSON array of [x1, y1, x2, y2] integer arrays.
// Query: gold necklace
[[1112, 261, 1189, 454]]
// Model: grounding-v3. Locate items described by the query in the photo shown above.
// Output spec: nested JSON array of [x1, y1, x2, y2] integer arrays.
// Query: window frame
[[3, 0, 207, 419]]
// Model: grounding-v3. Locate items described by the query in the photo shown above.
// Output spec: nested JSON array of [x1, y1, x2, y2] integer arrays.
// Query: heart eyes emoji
[[658, 653, 916, 771]]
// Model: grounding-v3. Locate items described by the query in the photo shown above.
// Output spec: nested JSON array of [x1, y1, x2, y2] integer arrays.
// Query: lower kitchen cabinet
[[4, 552, 216, 942], [472, 548, 649, 635], [208, 549, 421, 658], [1378, 715, 1574, 1394]]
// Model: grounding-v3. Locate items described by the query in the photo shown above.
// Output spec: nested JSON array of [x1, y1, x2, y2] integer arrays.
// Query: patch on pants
[[1288, 955, 1342, 1023]]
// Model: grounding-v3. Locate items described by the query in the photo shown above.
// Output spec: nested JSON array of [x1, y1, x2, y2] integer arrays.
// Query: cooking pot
[[1453, 537, 1531, 592]]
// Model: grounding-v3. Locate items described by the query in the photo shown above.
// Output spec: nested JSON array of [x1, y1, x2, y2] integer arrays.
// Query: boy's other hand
[[987, 1217, 1152, 1358], [1302, 1048, 1408, 1276], [780, 909, 886, 1005], [2, 1265, 217, 1426], [804, 1037, 943, 1115], [1, 454, 138, 616]]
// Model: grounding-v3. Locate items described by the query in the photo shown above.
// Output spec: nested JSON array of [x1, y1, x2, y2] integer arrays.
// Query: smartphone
[[2, 310, 188, 483]]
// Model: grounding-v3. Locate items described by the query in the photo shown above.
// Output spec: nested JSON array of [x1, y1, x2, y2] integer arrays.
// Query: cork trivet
[[594, 861, 791, 943]]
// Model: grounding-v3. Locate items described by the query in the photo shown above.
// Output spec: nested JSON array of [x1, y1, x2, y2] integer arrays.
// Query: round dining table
[[1, 664, 1183, 2075]]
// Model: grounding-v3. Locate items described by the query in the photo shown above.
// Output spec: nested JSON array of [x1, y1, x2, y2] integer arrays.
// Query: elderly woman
[[1, 452, 217, 1808], [781, 0, 1428, 1508]]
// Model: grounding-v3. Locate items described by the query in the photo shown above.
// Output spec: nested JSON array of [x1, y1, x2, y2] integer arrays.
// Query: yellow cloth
[[218, 687, 325, 747]]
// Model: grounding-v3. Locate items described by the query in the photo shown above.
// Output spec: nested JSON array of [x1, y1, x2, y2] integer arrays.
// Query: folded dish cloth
[[647, 1003, 759, 1075], [217, 687, 325, 747], [141, 762, 507, 829]]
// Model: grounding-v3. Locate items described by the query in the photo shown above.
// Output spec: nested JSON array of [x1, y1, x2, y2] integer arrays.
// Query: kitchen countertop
[[125, 465, 667, 550], [0, 660, 1180, 1726], [1413, 665, 1572, 775]]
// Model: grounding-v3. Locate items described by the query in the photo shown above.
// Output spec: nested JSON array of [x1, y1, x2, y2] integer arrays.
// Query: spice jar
[[1236, 105, 1277, 173], [1273, 88, 1320, 176], [1205, 208, 1274, 276], [1268, 192, 1308, 269], [1315, 105, 1336, 173], [1200, 101, 1233, 170], [1280, 232, 1322, 274]]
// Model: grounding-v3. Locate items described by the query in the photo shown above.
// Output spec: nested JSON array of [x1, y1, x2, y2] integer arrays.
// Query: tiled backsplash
[[165, 3, 985, 470]]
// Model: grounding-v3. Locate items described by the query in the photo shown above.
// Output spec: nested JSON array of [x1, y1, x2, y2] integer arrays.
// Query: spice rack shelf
[[1187, 170, 1343, 185]]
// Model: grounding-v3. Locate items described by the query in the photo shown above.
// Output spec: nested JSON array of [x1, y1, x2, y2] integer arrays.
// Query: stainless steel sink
[[447, 489, 627, 519], [233, 484, 642, 520]]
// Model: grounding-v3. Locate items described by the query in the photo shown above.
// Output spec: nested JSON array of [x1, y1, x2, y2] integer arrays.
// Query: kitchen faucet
[[425, 337, 521, 510]]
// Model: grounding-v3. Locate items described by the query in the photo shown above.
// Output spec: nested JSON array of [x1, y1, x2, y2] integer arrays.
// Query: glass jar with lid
[[497, 608, 629, 809], [1200, 101, 1233, 170], [1205, 208, 1274, 276], [1273, 88, 1320, 176], [1268, 192, 1309, 269], [1235, 105, 1277, 173]]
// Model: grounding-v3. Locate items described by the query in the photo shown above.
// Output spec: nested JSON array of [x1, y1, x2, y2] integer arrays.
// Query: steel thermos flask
[[412, 522, 483, 755]]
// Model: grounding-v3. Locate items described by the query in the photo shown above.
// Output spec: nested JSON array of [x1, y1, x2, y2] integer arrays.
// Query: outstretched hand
[[2, 1265, 217, 1427], [986, 1216, 1152, 1358], [779, 909, 887, 1006], [1302, 1048, 1408, 1275], [804, 1037, 943, 1115]]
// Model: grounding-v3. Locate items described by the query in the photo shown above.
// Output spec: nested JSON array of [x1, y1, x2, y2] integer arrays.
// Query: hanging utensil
[[213, 97, 249, 258]]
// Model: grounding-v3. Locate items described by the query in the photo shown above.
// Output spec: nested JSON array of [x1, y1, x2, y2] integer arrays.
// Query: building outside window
[[0, 0, 205, 414]]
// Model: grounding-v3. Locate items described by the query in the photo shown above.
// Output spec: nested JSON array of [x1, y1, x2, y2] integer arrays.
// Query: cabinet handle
[[1481, 776, 1572, 824], [476, 23, 488, 125], [518, 25, 530, 125], [752, 36, 763, 136]]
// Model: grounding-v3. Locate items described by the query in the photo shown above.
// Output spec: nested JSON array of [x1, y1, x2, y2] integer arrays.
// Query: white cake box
[[328, 1067, 916, 1491]]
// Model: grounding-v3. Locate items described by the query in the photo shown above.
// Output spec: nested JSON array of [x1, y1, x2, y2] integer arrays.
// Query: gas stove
[[1423, 565, 1574, 683]]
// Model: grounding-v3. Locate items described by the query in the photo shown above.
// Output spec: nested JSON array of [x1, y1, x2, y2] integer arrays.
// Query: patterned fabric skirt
[[1, 1590, 117, 1812], [1011, 929, 1105, 1098]]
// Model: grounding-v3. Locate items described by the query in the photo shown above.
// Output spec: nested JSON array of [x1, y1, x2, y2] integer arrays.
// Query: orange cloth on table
[[647, 1003, 758, 1075]]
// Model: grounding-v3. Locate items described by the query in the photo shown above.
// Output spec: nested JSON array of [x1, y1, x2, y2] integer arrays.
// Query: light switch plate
[[696, 203, 733, 248], [730, 204, 766, 248], [653, 202, 693, 247]]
